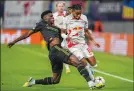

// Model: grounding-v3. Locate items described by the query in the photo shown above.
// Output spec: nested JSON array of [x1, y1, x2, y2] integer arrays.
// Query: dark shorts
[[49, 45, 72, 73]]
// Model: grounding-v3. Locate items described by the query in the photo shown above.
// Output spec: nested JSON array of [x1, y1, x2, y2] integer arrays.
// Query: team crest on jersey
[[73, 26, 83, 31]]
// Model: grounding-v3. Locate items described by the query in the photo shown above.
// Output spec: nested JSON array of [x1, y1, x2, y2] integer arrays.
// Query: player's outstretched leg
[[23, 49, 63, 87], [68, 55, 102, 89], [23, 72, 62, 87], [69, 55, 95, 88], [86, 51, 97, 67]]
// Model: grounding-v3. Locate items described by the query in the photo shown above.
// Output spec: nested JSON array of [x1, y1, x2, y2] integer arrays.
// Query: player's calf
[[87, 56, 97, 66], [36, 72, 62, 85], [68, 55, 92, 82], [23, 72, 62, 87]]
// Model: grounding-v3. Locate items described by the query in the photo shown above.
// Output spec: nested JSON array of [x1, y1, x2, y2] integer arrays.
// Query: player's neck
[[58, 11, 64, 14]]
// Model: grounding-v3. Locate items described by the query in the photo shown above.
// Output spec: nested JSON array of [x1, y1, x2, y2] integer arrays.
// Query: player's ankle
[[88, 80, 96, 88]]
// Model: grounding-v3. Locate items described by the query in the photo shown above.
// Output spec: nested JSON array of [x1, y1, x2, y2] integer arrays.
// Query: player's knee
[[90, 61, 96, 66], [69, 55, 80, 67], [87, 57, 96, 66], [80, 58, 88, 66], [53, 79, 60, 84]]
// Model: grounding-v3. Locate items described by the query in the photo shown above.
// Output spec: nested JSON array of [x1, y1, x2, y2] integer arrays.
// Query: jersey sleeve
[[84, 16, 88, 29], [32, 23, 42, 33], [62, 16, 67, 29]]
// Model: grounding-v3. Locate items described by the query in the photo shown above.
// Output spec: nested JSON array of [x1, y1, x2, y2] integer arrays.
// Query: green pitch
[[1, 44, 133, 91]]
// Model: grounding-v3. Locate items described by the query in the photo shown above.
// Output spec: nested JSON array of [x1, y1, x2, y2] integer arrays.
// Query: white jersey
[[53, 11, 66, 28], [53, 11, 68, 49], [62, 14, 88, 44], [62, 14, 93, 60]]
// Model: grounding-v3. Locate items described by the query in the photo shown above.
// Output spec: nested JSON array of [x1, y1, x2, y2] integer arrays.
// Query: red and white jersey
[[53, 11, 66, 28], [62, 14, 88, 44]]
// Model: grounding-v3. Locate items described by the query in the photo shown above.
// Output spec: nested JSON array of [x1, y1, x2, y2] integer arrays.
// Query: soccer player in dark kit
[[7, 10, 99, 89]]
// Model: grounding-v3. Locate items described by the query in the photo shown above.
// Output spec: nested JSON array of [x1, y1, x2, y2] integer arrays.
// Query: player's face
[[56, 3, 65, 12], [72, 10, 81, 20], [44, 13, 54, 24]]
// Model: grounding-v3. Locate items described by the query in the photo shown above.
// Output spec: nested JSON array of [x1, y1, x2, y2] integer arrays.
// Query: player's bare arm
[[84, 28, 100, 48], [7, 30, 35, 48]]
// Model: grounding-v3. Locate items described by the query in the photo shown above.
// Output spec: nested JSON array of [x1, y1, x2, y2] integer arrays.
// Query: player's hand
[[7, 42, 15, 48], [95, 43, 100, 48]]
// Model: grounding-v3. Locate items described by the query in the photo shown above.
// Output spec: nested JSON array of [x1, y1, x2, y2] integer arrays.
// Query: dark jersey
[[32, 20, 62, 49]]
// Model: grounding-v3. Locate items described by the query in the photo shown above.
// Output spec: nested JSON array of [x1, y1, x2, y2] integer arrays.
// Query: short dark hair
[[68, 6, 72, 9], [72, 4, 81, 10], [41, 10, 52, 19]]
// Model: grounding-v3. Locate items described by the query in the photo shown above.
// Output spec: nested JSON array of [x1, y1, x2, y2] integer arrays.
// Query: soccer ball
[[95, 76, 105, 88]]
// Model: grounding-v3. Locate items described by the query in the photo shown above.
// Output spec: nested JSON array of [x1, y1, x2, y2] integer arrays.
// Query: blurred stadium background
[[1, 0, 133, 91]]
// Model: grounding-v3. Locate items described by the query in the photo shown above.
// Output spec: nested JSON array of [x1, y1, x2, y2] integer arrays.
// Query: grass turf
[[1, 44, 133, 91]]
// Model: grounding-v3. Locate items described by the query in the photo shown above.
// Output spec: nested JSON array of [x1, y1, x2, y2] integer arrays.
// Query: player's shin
[[35, 77, 54, 85], [85, 64, 94, 81], [77, 63, 96, 89], [35, 72, 62, 85], [77, 65, 91, 82]]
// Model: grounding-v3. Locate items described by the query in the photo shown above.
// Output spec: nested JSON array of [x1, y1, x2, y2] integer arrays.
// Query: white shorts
[[68, 43, 94, 60]]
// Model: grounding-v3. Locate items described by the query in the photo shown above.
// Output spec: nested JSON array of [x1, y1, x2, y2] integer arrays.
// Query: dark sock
[[35, 77, 53, 85], [77, 66, 91, 82]]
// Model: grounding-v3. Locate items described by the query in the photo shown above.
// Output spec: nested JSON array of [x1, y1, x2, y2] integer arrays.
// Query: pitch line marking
[[94, 69, 134, 83], [17, 46, 134, 83]]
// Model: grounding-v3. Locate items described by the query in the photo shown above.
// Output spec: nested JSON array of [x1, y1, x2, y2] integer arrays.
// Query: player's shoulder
[[53, 12, 58, 17], [53, 11, 66, 16], [36, 19, 47, 26], [81, 14, 87, 18], [65, 14, 72, 19], [80, 14, 88, 21]]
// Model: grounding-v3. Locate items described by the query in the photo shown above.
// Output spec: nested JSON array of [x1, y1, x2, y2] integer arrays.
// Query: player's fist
[[95, 43, 100, 48], [7, 42, 15, 48]]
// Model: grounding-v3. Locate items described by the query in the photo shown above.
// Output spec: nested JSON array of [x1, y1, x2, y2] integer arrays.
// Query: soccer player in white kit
[[61, 4, 102, 89], [53, 1, 71, 74]]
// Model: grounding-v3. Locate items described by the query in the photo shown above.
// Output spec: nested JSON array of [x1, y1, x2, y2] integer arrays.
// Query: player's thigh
[[49, 56, 63, 73], [49, 48, 63, 73], [68, 55, 85, 67], [81, 44, 96, 65], [53, 45, 72, 64], [87, 55, 96, 63], [82, 44, 94, 59], [86, 52, 97, 66]]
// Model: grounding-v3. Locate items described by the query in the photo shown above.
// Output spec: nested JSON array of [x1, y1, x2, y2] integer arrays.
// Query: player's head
[[41, 10, 54, 24], [67, 6, 73, 14], [72, 4, 82, 20], [56, 1, 65, 12]]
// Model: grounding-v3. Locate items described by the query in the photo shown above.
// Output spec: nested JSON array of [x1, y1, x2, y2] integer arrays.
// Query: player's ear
[[43, 15, 47, 20]]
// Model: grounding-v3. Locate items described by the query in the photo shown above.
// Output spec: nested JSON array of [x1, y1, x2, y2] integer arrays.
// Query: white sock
[[87, 63, 91, 68], [88, 80, 96, 88], [85, 64, 95, 81], [31, 79, 35, 85], [64, 63, 70, 70], [87, 62, 98, 68], [93, 64, 98, 68]]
